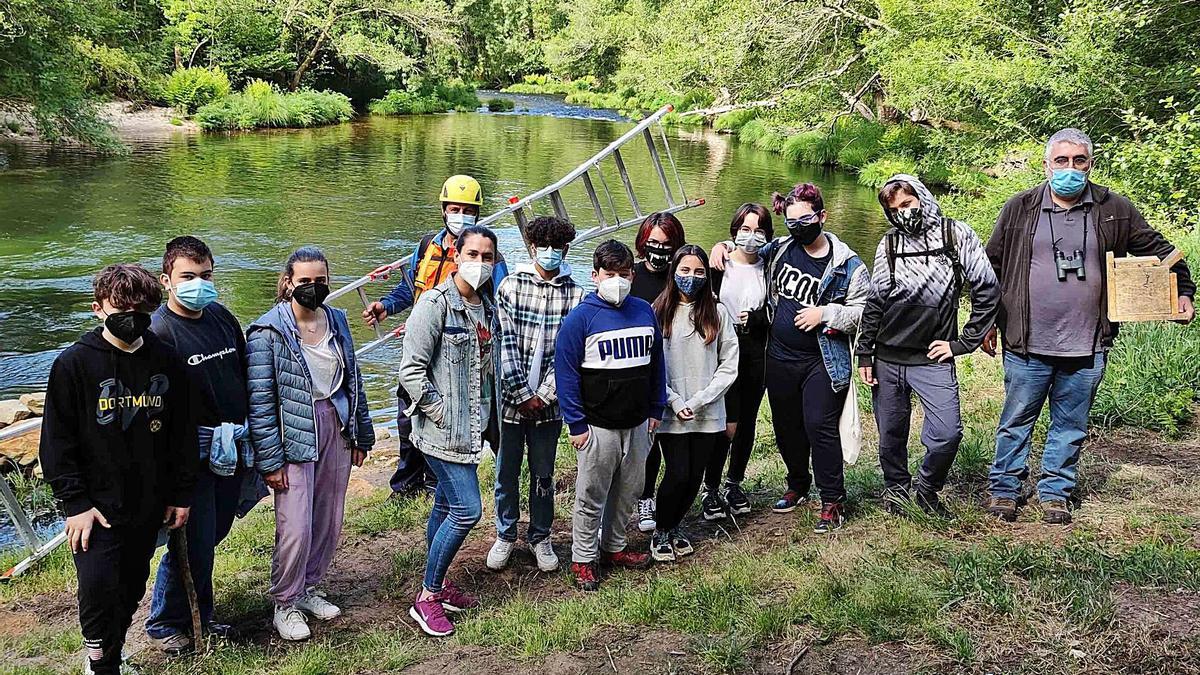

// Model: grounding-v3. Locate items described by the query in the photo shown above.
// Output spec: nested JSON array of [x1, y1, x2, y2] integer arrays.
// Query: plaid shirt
[[496, 263, 584, 424]]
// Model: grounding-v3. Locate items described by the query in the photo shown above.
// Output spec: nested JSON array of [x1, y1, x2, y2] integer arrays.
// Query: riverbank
[[1, 102, 198, 145], [3, 345, 1199, 673]]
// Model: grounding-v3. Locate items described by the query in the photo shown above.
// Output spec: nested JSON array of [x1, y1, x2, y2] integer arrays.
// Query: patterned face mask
[[891, 207, 923, 235]]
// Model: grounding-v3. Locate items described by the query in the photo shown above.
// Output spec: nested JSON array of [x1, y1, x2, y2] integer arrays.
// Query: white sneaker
[[295, 588, 341, 620], [532, 539, 560, 572], [637, 498, 656, 533], [486, 538, 515, 570], [273, 604, 311, 641]]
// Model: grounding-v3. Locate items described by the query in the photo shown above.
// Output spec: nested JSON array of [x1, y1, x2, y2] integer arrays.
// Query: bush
[[857, 155, 920, 187], [783, 130, 838, 165], [195, 80, 352, 130], [370, 82, 481, 116], [880, 123, 929, 156], [713, 108, 757, 133], [738, 119, 786, 152], [163, 67, 231, 114], [485, 97, 515, 112], [74, 39, 159, 102]]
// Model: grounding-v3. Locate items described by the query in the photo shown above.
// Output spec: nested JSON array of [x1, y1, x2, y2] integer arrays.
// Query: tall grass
[[195, 80, 352, 130]]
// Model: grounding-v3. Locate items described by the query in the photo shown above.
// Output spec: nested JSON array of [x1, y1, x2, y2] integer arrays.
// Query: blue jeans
[[423, 455, 482, 593], [145, 467, 242, 638], [989, 351, 1106, 502], [495, 420, 561, 545]]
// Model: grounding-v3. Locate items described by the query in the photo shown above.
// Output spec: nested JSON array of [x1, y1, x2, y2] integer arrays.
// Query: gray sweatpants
[[572, 422, 651, 563], [871, 360, 963, 495]]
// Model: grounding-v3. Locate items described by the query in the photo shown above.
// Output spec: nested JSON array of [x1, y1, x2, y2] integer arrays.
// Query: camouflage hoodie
[[856, 174, 999, 366]]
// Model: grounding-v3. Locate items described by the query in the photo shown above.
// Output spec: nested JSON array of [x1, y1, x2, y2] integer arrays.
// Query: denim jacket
[[764, 232, 869, 392], [399, 277, 499, 464]]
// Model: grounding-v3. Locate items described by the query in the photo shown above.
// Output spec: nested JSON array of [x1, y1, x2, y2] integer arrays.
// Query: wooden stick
[[169, 528, 203, 644]]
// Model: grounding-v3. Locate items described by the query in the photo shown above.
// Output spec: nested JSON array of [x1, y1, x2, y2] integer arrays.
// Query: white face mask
[[596, 276, 632, 306], [445, 213, 476, 236], [734, 230, 767, 254], [457, 261, 492, 290]]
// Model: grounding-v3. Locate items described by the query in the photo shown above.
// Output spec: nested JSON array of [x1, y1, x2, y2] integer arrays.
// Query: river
[[0, 94, 889, 412]]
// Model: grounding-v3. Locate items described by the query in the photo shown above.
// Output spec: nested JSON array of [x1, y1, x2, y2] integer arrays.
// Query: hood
[[79, 326, 123, 353], [513, 261, 575, 284], [250, 301, 299, 337], [879, 173, 944, 236], [823, 231, 858, 268]]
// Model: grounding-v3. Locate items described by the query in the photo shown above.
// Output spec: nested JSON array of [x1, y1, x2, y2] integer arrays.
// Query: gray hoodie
[[659, 301, 740, 434], [856, 174, 1000, 366]]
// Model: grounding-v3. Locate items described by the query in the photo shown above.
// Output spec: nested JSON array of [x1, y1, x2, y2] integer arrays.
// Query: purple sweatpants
[[269, 398, 352, 606]]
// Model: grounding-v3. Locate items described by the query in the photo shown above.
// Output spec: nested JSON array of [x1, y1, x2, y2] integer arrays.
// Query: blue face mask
[[675, 273, 706, 298], [1049, 168, 1088, 198], [534, 246, 564, 271], [173, 278, 218, 311]]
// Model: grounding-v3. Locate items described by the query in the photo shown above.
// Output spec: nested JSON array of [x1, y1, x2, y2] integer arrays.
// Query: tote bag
[[839, 335, 862, 465]]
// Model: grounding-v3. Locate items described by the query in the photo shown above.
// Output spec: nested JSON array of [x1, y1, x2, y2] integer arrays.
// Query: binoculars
[[1055, 249, 1086, 281]]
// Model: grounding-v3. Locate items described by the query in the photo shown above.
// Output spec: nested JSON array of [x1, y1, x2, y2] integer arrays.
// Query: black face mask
[[105, 311, 152, 345], [644, 243, 673, 270], [292, 282, 330, 311], [785, 216, 823, 246]]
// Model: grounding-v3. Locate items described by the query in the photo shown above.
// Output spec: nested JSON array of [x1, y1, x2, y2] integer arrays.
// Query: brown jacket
[[985, 182, 1194, 355]]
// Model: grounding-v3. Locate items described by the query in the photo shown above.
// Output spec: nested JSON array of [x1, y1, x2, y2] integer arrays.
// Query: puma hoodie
[[39, 328, 198, 524]]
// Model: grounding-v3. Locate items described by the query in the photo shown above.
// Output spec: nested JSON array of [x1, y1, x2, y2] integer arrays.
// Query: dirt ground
[[4, 427, 1200, 674]]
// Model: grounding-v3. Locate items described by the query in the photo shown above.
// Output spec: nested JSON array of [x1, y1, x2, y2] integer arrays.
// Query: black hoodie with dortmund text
[[39, 328, 198, 524]]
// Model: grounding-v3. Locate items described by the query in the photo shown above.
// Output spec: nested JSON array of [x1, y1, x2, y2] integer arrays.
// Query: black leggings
[[655, 432, 724, 531], [641, 439, 662, 500], [705, 332, 766, 490], [765, 354, 848, 503]]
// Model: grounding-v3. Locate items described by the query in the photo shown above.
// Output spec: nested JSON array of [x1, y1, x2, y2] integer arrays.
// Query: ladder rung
[[356, 287, 383, 339], [643, 128, 676, 207], [612, 149, 642, 219], [548, 190, 569, 222], [580, 171, 607, 228]]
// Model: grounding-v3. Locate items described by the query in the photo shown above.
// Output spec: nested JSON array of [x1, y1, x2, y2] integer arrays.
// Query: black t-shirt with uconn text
[[767, 243, 830, 361]]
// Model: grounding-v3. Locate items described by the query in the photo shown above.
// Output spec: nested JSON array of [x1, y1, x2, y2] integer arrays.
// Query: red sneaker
[[571, 561, 600, 591], [600, 548, 651, 569], [435, 581, 480, 612]]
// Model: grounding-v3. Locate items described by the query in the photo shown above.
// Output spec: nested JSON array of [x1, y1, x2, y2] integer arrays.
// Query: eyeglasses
[[1049, 155, 1091, 169]]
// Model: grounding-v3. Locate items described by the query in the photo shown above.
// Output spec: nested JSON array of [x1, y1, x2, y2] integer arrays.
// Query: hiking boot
[[532, 538, 560, 572], [813, 502, 845, 534], [571, 561, 600, 591], [273, 604, 311, 641], [772, 490, 806, 513], [409, 595, 455, 637], [986, 496, 1018, 522], [724, 482, 751, 515], [1041, 499, 1072, 525], [650, 530, 675, 563], [916, 489, 952, 520], [637, 498, 656, 533], [295, 587, 341, 620], [486, 538, 515, 571], [152, 632, 192, 655], [601, 548, 651, 569], [701, 491, 727, 521], [435, 581, 479, 612], [669, 529, 694, 556]]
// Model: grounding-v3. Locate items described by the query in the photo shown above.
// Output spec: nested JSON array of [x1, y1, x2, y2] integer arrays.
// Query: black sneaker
[[701, 491, 727, 521], [915, 489, 952, 520], [882, 487, 910, 515], [669, 529, 694, 557], [650, 530, 675, 563], [724, 482, 751, 515], [813, 502, 845, 534]]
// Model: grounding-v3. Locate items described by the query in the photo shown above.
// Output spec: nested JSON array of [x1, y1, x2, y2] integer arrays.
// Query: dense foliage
[[194, 80, 353, 130]]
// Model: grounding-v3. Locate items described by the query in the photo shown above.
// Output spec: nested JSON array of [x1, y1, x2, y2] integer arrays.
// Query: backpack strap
[[885, 231, 898, 294], [942, 218, 963, 293]]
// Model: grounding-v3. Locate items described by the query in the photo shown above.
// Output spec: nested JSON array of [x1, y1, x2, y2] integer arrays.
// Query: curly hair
[[525, 216, 576, 249]]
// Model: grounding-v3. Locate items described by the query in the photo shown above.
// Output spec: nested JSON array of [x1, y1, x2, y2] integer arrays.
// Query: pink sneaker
[[436, 581, 480, 612], [409, 596, 454, 637]]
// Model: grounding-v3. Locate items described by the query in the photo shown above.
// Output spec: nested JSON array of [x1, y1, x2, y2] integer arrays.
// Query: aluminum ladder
[[327, 104, 704, 358], [0, 418, 66, 580]]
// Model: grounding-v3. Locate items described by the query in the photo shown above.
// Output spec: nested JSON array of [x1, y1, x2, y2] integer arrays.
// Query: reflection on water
[[0, 95, 890, 411]]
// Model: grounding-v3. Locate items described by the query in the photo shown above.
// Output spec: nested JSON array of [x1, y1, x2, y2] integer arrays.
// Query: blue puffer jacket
[[246, 302, 374, 475]]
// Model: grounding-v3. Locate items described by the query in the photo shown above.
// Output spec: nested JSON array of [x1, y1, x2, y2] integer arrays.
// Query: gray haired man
[[982, 128, 1194, 524]]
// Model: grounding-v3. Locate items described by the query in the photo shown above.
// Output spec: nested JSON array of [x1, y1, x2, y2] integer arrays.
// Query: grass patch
[[485, 97, 515, 112], [370, 82, 481, 116], [195, 80, 352, 130]]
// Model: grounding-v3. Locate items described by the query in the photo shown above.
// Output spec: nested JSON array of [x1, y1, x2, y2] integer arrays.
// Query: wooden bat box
[[1105, 249, 1183, 322]]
